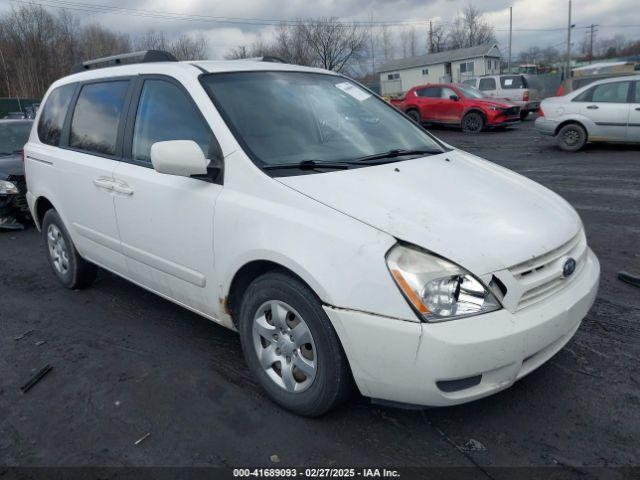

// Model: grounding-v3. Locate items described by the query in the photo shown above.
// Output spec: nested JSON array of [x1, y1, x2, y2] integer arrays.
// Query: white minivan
[[25, 52, 600, 416]]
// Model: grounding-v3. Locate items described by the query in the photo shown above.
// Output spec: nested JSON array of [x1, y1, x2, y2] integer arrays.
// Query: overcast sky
[[2, 0, 639, 60]]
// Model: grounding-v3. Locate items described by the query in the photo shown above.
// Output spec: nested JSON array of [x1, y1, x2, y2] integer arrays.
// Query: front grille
[[503, 106, 520, 116], [509, 230, 587, 311]]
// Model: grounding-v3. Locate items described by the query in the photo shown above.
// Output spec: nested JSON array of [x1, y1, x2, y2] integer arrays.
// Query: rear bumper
[[326, 248, 600, 407], [535, 117, 559, 136]]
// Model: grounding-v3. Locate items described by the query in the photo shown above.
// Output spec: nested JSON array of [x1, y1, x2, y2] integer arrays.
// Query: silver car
[[536, 76, 640, 151]]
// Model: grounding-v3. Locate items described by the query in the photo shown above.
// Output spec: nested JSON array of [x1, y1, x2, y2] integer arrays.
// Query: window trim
[[62, 76, 136, 161], [121, 74, 224, 184]]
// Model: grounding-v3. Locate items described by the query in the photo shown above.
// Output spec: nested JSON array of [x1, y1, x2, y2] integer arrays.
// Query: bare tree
[[299, 19, 368, 72], [399, 26, 417, 58], [447, 5, 496, 49], [380, 25, 394, 62], [428, 23, 447, 53], [225, 19, 367, 74]]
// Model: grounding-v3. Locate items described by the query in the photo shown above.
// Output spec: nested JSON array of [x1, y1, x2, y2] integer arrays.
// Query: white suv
[[25, 52, 600, 416]]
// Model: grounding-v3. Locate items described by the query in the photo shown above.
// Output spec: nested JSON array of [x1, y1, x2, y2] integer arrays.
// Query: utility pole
[[588, 23, 598, 63], [566, 0, 573, 79], [429, 20, 433, 53], [507, 6, 513, 73]]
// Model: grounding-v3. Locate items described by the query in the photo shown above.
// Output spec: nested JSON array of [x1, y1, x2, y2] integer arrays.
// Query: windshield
[[0, 122, 31, 155], [201, 72, 444, 169], [455, 85, 486, 99]]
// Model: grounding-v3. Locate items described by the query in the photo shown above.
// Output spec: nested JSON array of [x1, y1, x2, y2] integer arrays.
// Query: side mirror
[[151, 140, 222, 182], [449, 95, 460, 101]]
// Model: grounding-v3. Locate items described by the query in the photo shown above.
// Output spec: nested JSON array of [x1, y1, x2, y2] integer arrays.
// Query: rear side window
[[37, 84, 75, 146], [479, 78, 497, 91], [591, 81, 630, 103], [500, 75, 527, 89], [131, 79, 214, 164], [416, 87, 441, 98], [635, 82, 640, 103], [70, 81, 130, 156]]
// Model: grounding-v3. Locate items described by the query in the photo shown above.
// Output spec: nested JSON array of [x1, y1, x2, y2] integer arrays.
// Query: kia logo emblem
[[563, 258, 577, 278]]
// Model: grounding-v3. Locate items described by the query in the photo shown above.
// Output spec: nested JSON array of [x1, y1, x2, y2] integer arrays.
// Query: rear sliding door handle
[[586, 105, 599, 110], [93, 177, 114, 190], [112, 181, 134, 196]]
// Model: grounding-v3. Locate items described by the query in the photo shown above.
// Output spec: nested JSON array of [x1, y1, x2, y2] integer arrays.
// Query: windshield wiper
[[353, 148, 444, 163], [262, 160, 352, 171]]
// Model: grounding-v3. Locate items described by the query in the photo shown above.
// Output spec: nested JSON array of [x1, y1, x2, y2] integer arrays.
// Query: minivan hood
[[277, 150, 581, 275]]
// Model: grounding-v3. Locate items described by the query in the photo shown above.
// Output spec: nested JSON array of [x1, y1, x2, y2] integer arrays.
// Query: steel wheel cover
[[252, 300, 317, 393]]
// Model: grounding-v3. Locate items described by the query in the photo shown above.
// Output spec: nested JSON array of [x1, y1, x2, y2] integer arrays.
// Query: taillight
[[20, 150, 25, 162], [523, 90, 530, 102], [538, 106, 544, 118]]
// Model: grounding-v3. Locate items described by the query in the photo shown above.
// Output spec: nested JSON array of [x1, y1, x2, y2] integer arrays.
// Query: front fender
[[214, 151, 418, 323]]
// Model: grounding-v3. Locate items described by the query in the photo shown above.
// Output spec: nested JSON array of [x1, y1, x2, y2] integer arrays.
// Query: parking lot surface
[[1, 119, 639, 472]]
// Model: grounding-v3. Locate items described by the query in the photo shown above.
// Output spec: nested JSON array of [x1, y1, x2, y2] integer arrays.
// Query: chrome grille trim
[[508, 230, 587, 311]]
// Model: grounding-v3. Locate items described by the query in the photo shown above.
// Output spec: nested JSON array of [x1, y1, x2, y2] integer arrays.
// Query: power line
[[10, 0, 638, 32]]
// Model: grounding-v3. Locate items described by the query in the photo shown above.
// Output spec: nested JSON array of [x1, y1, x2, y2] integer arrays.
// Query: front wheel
[[461, 112, 484, 133], [556, 123, 587, 152], [238, 272, 352, 416]]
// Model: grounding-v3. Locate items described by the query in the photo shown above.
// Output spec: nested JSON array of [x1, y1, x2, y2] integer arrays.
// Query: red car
[[390, 83, 521, 133]]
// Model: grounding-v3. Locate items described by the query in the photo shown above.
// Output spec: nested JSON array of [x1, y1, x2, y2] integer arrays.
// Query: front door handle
[[112, 180, 134, 196], [93, 177, 114, 191], [586, 105, 599, 110], [635, 107, 640, 111]]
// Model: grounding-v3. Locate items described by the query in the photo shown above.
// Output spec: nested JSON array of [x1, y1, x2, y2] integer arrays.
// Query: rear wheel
[[406, 109, 421, 123], [461, 112, 484, 133], [42, 209, 97, 289], [556, 123, 587, 152], [238, 271, 352, 416]]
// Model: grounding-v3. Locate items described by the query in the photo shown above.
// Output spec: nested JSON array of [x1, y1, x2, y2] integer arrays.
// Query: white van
[[25, 52, 599, 416]]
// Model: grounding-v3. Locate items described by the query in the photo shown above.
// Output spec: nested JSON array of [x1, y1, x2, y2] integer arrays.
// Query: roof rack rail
[[72, 50, 178, 73], [241, 56, 288, 64]]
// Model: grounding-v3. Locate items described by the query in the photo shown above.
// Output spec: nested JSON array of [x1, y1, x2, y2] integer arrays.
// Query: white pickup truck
[[463, 74, 541, 119]]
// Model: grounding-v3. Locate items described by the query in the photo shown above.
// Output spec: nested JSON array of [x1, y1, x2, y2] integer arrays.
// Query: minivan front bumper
[[325, 248, 599, 407]]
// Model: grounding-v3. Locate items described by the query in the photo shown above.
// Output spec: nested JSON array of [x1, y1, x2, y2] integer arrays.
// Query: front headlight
[[0, 180, 19, 195], [488, 105, 501, 111], [386, 244, 501, 322]]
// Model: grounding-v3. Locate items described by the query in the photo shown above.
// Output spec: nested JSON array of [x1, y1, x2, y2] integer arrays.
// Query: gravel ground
[[1, 118, 639, 474]]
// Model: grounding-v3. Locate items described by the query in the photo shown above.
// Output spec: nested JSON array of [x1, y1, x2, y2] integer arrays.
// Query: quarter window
[[37, 84, 75, 146], [479, 78, 497, 91], [70, 81, 130, 156], [132, 79, 213, 164]]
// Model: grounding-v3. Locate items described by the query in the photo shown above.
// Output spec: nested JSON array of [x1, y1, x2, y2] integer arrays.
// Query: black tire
[[556, 123, 587, 152], [42, 209, 97, 289], [406, 109, 421, 123], [238, 271, 353, 416], [461, 111, 484, 133], [520, 110, 530, 120]]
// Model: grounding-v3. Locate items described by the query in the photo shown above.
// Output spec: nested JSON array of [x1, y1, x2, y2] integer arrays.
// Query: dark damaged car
[[0, 119, 32, 230]]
